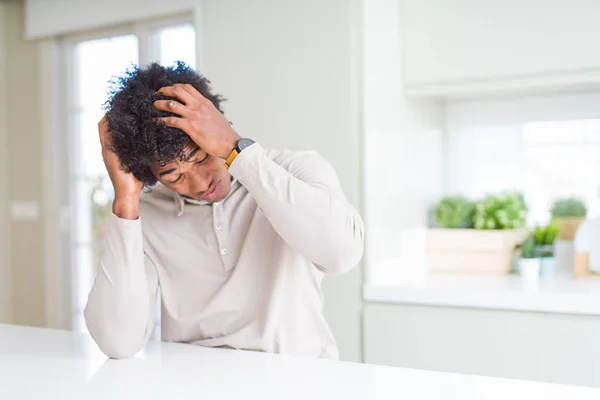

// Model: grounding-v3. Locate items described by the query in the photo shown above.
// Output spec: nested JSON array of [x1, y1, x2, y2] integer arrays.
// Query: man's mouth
[[201, 182, 218, 200]]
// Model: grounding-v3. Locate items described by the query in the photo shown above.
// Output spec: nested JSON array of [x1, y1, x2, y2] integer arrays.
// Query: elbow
[[317, 222, 365, 275], [319, 245, 363, 275], [96, 339, 143, 360], [84, 305, 146, 359]]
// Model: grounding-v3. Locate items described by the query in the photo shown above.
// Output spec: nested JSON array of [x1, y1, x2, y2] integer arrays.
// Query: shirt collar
[[171, 178, 239, 217]]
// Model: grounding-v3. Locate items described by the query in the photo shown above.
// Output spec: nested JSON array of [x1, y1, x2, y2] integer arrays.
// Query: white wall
[[445, 91, 600, 198], [402, 0, 600, 86], [5, 0, 46, 327], [198, 0, 364, 362], [364, 302, 600, 387], [363, 0, 444, 277], [0, 2, 11, 324]]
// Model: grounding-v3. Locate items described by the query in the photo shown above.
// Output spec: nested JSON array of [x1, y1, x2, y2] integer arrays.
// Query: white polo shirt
[[84, 143, 364, 359]]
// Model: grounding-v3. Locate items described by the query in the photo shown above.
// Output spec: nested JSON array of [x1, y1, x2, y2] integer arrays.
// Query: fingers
[[159, 116, 189, 132], [156, 83, 199, 105], [153, 99, 194, 117]]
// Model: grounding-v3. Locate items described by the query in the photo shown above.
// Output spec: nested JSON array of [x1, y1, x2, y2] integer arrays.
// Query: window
[[153, 24, 196, 68], [65, 17, 196, 333], [69, 34, 139, 333], [523, 119, 600, 224], [365, 92, 600, 286]]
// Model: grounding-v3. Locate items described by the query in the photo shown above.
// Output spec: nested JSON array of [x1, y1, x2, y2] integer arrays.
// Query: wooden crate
[[427, 228, 528, 274]]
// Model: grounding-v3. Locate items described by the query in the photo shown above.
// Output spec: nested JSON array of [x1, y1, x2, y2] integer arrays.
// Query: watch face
[[237, 138, 255, 152]]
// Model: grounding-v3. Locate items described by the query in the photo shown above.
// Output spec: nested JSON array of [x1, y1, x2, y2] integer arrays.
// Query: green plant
[[533, 222, 560, 257], [520, 235, 537, 259], [550, 198, 587, 218], [433, 197, 476, 228], [534, 223, 559, 246], [474, 192, 528, 230]]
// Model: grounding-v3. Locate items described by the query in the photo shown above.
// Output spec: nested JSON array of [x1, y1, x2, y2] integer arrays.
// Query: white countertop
[[364, 274, 600, 315], [2, 324, 600, 399]]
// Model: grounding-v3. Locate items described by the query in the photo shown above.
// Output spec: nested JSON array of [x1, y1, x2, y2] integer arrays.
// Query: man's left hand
[[153, 84, 241, 159]]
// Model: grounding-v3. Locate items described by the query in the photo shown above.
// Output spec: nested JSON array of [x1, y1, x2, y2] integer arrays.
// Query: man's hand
[[153, 84, 241, 160], [98, 114, 143, 220]]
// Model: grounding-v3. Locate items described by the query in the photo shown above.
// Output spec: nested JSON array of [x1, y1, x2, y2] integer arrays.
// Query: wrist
[[223, 137, 256, 170], [219, 134, 242, 160]]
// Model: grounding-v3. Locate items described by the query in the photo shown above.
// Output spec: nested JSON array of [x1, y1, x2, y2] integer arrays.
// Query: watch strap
[[224, 138, 255, 170]]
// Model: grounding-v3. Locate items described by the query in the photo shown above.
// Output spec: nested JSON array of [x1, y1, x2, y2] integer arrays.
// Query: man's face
[[151, 142, 232, 203]]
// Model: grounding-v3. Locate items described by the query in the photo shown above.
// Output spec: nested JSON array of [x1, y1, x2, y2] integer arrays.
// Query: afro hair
[[105, 61, 226, 186]]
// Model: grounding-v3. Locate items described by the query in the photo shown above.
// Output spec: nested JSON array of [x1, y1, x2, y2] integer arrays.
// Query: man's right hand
[[99, 114, 143, 220]]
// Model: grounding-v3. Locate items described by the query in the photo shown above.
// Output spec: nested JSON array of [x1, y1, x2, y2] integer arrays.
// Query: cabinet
[[402, 0, 600, 96], [364, 302, 600, 387]]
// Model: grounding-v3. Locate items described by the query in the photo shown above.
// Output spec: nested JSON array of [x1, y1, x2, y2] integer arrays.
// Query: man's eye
[[170, 175, 183, 184], [196, 154, 209, 164]]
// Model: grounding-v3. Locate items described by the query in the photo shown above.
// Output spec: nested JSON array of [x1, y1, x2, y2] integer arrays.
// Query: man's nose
[[189, 172, 211, 193]]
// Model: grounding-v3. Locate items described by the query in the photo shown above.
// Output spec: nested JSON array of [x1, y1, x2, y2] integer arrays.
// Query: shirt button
[[215, 224, 222, 231], [220, 248, 228, 256], [213, 202, 220, 207]]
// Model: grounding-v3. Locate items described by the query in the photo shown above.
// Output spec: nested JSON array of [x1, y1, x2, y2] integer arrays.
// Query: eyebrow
[[188, 147, 201, 159], [158, 147, 203, 177], [159, 168, 178, 177]]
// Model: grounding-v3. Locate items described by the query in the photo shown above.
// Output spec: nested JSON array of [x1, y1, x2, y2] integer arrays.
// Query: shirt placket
[[212, 201, 229, 270]]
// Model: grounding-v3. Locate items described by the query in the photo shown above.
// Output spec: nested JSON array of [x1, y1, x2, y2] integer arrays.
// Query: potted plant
[[428, 192, 529, 274], [434, 196, 476, 229], [534, 222, 560, 277], [519, 234, 540, 282], [473, 192, 528, 230], [550, 198, 587, 240]]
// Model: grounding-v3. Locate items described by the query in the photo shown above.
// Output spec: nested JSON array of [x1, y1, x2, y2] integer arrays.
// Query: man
[[85, 62, 364, 360]]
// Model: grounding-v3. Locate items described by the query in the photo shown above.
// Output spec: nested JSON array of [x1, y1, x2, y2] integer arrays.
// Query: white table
[[1, 324, 599, 399]]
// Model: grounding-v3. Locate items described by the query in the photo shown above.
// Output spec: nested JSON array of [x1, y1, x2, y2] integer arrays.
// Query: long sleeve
[[228, 143, 364, 274], [84, 213, 158, 359]]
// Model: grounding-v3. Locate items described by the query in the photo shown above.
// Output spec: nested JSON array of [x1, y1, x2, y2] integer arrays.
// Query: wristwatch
[[224, 138, 255, 170]]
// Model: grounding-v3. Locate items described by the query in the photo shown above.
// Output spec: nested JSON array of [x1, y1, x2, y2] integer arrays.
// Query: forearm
[[84, 214, 156, 359], [229, 145, 364, 274]]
